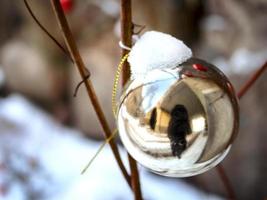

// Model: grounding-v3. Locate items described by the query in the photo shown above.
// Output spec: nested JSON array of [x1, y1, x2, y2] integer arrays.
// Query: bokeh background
[[0, 0, 266, 199]]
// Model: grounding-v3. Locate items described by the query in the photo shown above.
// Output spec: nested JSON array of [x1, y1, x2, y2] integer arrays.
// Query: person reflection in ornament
[[167, 104, 191, 158]]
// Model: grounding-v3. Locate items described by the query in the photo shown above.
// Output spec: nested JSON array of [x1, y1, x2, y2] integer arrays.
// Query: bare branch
[[120, 0, 143, 199], [50, 0, 131, 187]]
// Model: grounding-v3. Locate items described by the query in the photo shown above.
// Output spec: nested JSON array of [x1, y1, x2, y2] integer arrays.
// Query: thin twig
[[23, 0, 73, 62], [215, 165, 236, 199], [132, 23, 146, 35], [237, 61, 267, 99], [120, 0, 143, 199], [73, 67, 90, 97], [50, 0, 131, 187], [216, 60, 267, 199], [216, 165, 236, 200]]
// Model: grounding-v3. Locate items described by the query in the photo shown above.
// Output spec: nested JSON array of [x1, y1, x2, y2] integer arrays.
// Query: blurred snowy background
[[0, 0, 266, 199], [0, 95, 222, 200]]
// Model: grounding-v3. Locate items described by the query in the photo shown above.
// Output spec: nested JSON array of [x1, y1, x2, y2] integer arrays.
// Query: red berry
[[60, 0, 73, 13], [192, 63, 208, 72]]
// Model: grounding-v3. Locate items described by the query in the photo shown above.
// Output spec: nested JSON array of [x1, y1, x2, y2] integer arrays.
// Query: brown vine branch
[[128, 156, 142, 200], [121, 0, 132, 85], [216, 60, 267, 199], [23, 0, 73, 62], [237, 61, 267, 99], [216, 165, 236, 200], [50, 0, 131, 187], [121, 0, 143, 199]]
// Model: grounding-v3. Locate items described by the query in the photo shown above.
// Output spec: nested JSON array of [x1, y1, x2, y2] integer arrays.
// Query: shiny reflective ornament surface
[[117, 58, 239, 177]]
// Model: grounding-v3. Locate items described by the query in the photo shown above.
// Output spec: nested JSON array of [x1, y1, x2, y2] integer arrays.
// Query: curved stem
[[23, 0, 72, 62], [50, 0, 131, 187]]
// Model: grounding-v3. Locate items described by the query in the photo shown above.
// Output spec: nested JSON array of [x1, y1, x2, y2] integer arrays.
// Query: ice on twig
[[128, 31, 192, 79]]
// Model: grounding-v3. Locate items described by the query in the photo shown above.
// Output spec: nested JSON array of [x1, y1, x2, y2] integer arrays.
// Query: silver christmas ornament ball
[[117, 58, 239, 177]]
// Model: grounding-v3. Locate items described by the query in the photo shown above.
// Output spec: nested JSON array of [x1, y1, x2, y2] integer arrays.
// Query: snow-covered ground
[[0, 95, 223, 200]]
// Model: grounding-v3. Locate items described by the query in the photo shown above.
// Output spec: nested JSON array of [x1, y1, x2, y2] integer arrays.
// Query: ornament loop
[[119, 41, 132, 51]]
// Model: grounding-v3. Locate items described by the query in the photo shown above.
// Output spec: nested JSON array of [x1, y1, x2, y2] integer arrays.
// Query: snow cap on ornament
[[128, 31, 192, 79]]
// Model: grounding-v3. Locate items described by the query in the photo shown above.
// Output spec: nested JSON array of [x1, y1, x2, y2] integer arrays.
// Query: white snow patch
[[0, 94, 223, 200], [128, 31, 192, 79]]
